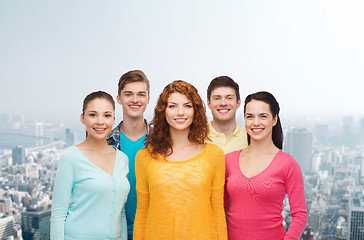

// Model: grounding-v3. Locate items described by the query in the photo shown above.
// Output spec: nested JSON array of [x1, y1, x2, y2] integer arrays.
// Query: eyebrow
[[87, 110, 113, 113], [246, 112, 270, 115], [168, 101, 192, 105], [122, 90, 147, 93], [212, 94, 235, 97]]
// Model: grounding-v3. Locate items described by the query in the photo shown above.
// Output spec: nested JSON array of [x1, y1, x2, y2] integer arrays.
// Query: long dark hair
[[244, 91, 283, 149]]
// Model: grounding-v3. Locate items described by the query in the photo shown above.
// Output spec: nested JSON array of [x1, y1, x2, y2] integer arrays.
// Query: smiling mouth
[[252, 128, 264, 132], [93, 128, 106, 134], [218, 109, 230, 113], [175, 118, 187, 123], [129, 105, 141, 109]]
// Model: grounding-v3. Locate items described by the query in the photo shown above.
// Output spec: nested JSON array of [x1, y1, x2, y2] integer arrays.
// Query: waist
[[227, 224, 286, 240]]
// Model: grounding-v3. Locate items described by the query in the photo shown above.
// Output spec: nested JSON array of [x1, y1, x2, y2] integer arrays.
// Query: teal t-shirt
[[119, 130, 146, 239]]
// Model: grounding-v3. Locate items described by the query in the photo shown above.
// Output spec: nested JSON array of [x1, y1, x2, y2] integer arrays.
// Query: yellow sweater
[[133, 143, 227, 240]]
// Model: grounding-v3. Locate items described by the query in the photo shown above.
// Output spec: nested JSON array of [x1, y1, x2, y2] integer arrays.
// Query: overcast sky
[[1, 0, 364, 127]]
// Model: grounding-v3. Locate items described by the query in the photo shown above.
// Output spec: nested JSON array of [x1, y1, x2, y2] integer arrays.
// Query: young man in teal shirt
[[107, 70, 150, 240]]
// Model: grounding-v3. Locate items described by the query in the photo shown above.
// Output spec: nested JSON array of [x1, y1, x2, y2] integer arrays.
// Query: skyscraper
[[349, 206, 364, 239], [12, 145, 25, 165], [359, 116, 364, 145], [285, 128, 312, 172], [315, 123, 328, 144], [0, 216, 15, 240], [21, 208, 51, 240], [65, 128, 75, 148], [342, 116, 355, 146]]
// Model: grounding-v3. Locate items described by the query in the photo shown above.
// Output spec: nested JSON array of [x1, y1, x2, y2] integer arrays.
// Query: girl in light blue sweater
[[51, 91, 130, 240]]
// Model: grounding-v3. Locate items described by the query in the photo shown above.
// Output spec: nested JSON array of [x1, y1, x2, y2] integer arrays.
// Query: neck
[[246, 138, 278, 153], [170, 128, 194, 149], [211, 118, 237, 137], [81, 137, 110, 151], [120, 115, 147, 139]]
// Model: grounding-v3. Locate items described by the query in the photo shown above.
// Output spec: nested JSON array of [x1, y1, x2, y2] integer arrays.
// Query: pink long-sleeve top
[[224, 150, 308, 240]]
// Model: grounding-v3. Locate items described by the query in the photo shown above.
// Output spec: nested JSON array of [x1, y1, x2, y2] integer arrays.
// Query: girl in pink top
[[224, 91, 307, 240]]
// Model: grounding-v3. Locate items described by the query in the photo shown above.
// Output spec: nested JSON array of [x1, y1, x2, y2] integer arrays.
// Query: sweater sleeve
[[211, 147, 228, 240], [50, 150, 75, 240], [133, 149, 150, 240], [121, 205, 127, 240], [284, 156, 308, 240]]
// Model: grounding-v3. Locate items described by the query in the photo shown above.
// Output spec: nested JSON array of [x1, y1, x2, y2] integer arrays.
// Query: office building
[[285, 128, 312, 172], [12, 145, 25, 165], [349, 206, 364, 239], [0, 216, 15, 240], [21, 208, 51, 240]]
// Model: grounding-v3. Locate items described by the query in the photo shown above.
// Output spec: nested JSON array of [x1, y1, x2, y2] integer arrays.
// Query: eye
[[168, 105, 176, 109], [138, 93, 146, 97], [105, 114, 112, 118], [185, 104, 193, 108], [124, 93, 131, 97], [214, 97, 220, 101], [227, 96, 233, 100], [89, 113, 96, 117], [245, 115, 253, 119]]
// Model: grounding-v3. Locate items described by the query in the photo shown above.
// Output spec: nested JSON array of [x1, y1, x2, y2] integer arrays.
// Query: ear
[[236, 99, 241, 109], [207, 99, 211, 110], [116, 95, 122, 105], [273, 115, 278, 126], [147, 95, 150, 104], [80, 114, 85, 125]]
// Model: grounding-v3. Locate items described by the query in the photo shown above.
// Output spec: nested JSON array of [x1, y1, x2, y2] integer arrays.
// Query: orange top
[[133, 143, 227, 240]]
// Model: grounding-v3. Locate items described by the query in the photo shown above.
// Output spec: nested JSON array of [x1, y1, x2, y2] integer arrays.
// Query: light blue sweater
[[51, 146, 130, 240]]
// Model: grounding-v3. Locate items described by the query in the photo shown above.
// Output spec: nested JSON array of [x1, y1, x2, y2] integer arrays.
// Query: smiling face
[[81, 98, 115, 140], [207, 86, 241, 122], [117, 81, 150, 120], [165, 92, 194, 133], [244, 100, 277, 143]]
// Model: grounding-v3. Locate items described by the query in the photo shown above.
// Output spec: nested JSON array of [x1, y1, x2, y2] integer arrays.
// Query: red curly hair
[[146, 80, 209, 157]]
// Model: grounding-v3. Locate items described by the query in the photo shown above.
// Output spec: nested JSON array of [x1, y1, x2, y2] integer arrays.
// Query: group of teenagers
[[50, 70, 308, 240]]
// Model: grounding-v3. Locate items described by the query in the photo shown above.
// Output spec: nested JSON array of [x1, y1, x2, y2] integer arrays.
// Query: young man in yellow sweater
[[206, 76, 248, 154]]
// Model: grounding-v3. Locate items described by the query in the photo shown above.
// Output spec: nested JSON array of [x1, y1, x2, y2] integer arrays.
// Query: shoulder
[[115, 148, 128, 161], [136, 146, 149, 157], [59, 146, 80, 162], [276, 150, 298, 164], [135, 147, 156, 163], [206, 143, 224, 156], [275, 150, 303, 173], [225, 150, 241, 169], [107, 121, 122, 141], [57, 146, 81, 169], [225, 149, 241, 160]]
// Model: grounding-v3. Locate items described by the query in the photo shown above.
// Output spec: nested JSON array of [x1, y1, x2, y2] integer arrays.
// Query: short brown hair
[[146, 80, 209, 157], [118, 70, 150, 96], [207, 76, 240, 102]]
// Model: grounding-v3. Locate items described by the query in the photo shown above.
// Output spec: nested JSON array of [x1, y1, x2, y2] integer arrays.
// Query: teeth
[[252, 129, 263, 132], [175, 119, 186, 122], [130, 106, 140, 109], [218, 109, 229, 113]]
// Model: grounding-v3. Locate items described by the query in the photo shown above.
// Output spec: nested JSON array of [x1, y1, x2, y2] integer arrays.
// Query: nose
[[253, 117, 259, 126], [220, 98, 227, 105], [131, 94, 138, 102], [177, 106, 184, 116], [96, 115, 104, 125]]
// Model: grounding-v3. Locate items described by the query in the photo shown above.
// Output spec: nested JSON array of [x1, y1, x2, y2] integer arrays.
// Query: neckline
[[237, 149, 281, 179], [163, 143, 209, 163], [120, 129, 147, 143], [74, 146, 118, 177]]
